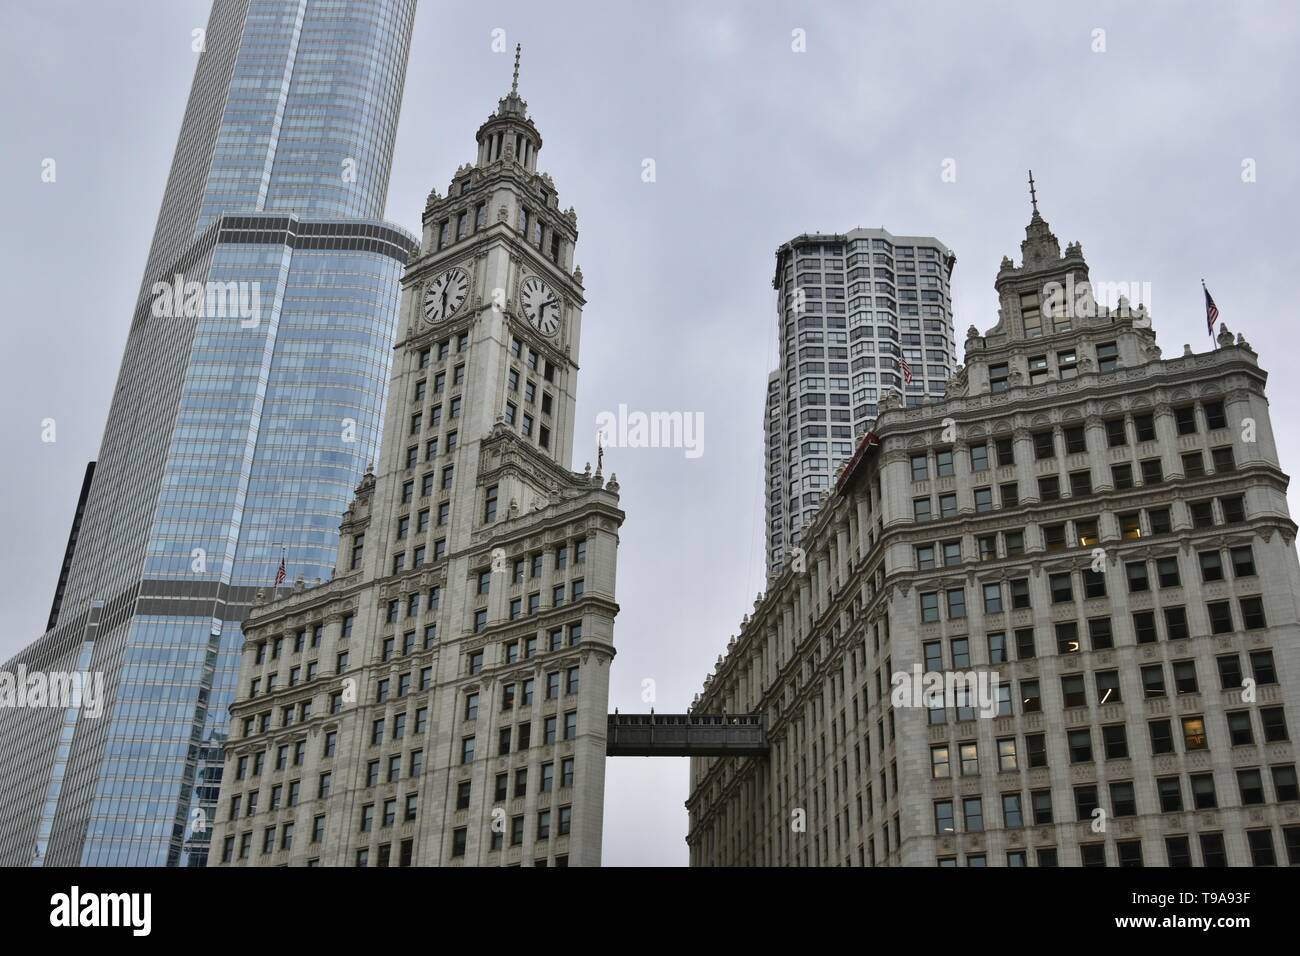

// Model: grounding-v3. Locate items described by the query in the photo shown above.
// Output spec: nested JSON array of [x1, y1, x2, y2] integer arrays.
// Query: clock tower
[[402, 44, 585, 471], [214, 51, 625, 868]]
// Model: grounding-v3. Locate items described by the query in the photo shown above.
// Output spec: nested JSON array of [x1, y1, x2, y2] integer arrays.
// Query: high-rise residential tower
[[766, 229, 956, 577], [690, 201, 1300, 867], [208, 52, 624, 868], [0, 0, 418, 867]]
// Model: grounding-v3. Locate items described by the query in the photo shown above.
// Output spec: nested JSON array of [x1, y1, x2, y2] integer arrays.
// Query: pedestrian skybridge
[[606, 712, 768, 757]]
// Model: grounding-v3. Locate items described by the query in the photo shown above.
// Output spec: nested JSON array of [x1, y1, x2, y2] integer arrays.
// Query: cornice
[[882, 351, 1266, 439], [423, 163, 577, 242]]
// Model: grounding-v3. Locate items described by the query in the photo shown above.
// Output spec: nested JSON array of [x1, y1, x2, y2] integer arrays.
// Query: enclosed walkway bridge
[[606, 712, 768, 758]]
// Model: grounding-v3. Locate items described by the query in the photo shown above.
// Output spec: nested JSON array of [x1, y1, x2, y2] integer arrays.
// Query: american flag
[[274, 552, 286, 586], [1203, 280, 1219, 338], [900, 355, 913, 384]]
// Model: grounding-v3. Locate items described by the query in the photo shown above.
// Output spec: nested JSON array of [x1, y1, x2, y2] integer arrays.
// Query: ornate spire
[[490, 43, 529, 121], [474, 44, 541, 169], [1018, 171, 1059, 267]]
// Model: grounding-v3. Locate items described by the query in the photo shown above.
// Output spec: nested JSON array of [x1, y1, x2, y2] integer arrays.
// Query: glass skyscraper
[[0, 0, 418, 866]]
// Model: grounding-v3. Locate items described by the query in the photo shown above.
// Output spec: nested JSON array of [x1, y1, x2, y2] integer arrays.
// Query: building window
[[1182, 716, 1208, 751], [1141, 665, 1167, 699], [1207, 600, 1233, 634], [1251, 651, 1278, 685], [989, 364, 1009, 393], [1247, 830, 1276, 866], [1096, 670, 1122, 706], [1021, 680, 1041, 713], [1191, 775, 1218, 810], [945, 588, 965, 619], [930, 745, 950, 779], [1002, 793, 1023, 828], [1261, 707, 1289, 743], [1063, 677, 1088, 711], [982, 583, 1002, 614], [1149, 719, 1174, 755], [1272, 765, 1299, 802], [920, 592, 939, 623]]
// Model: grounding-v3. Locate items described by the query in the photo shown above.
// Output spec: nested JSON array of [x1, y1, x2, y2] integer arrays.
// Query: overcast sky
[[2, 0, 1299, 867]]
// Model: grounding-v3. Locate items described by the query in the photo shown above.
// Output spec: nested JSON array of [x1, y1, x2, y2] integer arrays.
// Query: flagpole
[[1202, 279, 1209, 339], [1202, 279, 1219, 341]]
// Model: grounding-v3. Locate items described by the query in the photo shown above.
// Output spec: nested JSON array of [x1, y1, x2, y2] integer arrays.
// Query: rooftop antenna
[[511, 44, 521, 95], [1028, 169, 1039, 216]]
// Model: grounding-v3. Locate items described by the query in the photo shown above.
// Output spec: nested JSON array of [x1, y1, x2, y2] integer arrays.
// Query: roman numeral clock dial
[[520, 275, 560, 336], [423, 267, 469, 324]]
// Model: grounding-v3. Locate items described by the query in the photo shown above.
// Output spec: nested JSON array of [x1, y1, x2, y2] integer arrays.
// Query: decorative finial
[[512, 44, 521, 95], [1028, 170, 1039, 215]]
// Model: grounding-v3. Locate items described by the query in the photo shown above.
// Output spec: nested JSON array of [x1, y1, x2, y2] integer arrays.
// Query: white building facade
[[691, 206, 1300, 867], [210, 59, 624, 868]]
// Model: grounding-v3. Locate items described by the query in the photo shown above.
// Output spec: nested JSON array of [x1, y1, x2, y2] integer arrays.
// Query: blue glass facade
[[0, 0, 417, 867]]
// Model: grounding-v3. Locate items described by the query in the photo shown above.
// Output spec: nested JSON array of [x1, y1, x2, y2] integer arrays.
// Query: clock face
[[520, 275, 560, 336], [423, 268, 469, 324]]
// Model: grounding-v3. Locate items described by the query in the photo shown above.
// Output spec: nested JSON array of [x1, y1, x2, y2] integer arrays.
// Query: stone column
[[1013, 427, 1036, 501], [1152, 401, 1180, 481], [1085, 414, 1109, 490]]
